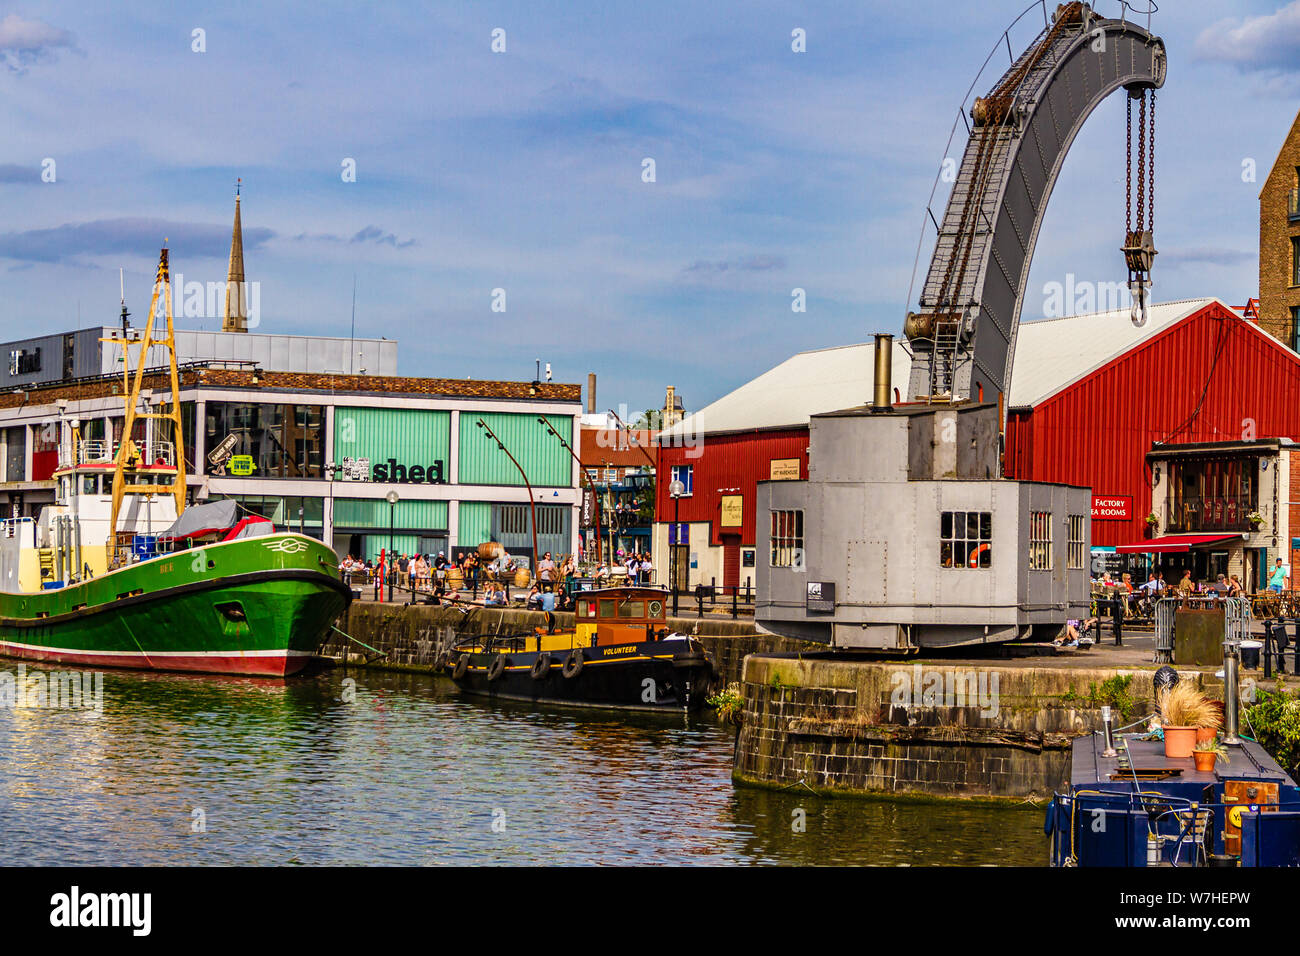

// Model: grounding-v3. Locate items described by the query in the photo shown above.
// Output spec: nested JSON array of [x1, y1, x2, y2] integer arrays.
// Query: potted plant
[[1247, 511, 1265, 530], [1193, 739, 1229, 773], [1197, 700, 1224, 746], [1158, 683, 1214, 758], [1145, 512, 1159, 534]]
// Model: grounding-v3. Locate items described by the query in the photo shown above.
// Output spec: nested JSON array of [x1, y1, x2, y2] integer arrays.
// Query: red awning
[[1115, 533, 1244, 554]]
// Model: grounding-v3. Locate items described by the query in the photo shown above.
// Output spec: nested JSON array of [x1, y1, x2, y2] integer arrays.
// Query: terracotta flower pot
[[1193, 750, 1217, 773], [1164, 725, 1197, 758], [1196, 726, 1217, 746]]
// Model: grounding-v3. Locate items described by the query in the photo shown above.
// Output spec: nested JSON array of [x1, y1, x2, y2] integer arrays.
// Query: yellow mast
[[106, 246, 187, 554]]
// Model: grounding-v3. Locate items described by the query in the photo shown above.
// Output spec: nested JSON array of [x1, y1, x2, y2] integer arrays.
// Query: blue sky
[[0, 1, 1297, 414]]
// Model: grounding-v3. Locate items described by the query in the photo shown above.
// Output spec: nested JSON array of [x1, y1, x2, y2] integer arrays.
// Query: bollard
[[731, 585, 738, 619], [1111, 596, 1123, 646], [1264, 621, 1275, 680]]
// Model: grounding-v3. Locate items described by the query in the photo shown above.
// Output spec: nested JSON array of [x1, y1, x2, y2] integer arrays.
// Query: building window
[[670, 464, 693, 496], [1293, 236, 1300, 286], [1292, 307, 1300, 353], [770, 509, 803, 568], [1164, 455, 1256, 533], [1067, 515, 1086, 570], [1029, 511, 1054, 571], [941, 511, 991, 568], [205, 402, 325, 478]]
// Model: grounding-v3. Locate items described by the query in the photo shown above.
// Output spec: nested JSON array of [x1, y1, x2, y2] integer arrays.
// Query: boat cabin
[[573, 587, 670, 646]]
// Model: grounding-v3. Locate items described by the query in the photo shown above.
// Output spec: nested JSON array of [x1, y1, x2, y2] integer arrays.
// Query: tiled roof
[[0, 367, 581, 410]]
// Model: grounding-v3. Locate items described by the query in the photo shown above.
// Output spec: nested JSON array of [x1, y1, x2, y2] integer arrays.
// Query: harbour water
[[0, 667, 1043, 866]]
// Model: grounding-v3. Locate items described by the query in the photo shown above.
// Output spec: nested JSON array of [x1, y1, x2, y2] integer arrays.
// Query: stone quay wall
[[732, 655, 1209, 801]]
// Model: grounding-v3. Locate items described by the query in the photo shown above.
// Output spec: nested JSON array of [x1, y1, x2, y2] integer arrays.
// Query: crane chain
[[1126, 95, 1132, 234], [1148, 91, 1155, 235]]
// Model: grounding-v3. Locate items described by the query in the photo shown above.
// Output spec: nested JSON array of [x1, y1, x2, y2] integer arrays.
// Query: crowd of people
[[339, 547, 588, 610]]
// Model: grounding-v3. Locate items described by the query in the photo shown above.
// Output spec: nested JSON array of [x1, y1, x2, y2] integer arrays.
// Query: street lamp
[[477, 419, 538, 579], [386, 489, 399, 601], [669, 478, 685, 616], [537, 415, 600, 568]]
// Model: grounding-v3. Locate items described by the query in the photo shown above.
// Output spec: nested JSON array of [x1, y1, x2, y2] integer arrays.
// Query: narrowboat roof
[[1072, 734, 1295, 790]]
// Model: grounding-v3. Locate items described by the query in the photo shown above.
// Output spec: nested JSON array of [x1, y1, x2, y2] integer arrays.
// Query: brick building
[[1258, 106, 1300, 348]]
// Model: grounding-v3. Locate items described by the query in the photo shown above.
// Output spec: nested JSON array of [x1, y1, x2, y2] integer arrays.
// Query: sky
[[0, 0, 1297, 415]]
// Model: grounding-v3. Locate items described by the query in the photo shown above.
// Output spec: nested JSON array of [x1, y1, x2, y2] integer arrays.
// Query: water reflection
[[0, 666, 1043, 865]]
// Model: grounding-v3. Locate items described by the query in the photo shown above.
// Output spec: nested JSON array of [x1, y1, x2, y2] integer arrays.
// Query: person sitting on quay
[[484, 582, 507, 607], [1055, 617, 1098, 648], [525, 585, 542, 610]]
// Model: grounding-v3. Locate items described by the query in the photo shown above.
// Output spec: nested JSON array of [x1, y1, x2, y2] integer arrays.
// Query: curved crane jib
[[904, 2, 1165, 407]]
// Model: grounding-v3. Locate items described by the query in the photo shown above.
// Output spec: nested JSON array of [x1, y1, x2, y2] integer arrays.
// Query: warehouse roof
[[660, 298, 1224, 437]]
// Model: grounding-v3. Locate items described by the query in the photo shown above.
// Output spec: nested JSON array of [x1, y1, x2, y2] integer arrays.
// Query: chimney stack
[[872, 333, 893, 411], [587, 373, 596, 414]]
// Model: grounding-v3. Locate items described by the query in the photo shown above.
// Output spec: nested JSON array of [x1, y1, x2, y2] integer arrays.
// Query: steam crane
[[902, 0, 1164, 408], [755, 3, 1167, 652]]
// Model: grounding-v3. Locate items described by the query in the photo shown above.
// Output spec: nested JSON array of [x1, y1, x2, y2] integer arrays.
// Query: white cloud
[[1195, 2, 1300, 71], [0, 14, 75, 72]]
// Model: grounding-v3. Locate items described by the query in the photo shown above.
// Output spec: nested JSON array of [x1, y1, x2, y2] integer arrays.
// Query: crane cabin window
[[1068, 515, 1087, 570], [1029, 511, 1054, 571], [770, 509, 804, 568], [941, 511, 991, 568]]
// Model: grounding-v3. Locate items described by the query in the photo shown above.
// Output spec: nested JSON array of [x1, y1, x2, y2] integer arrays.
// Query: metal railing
[[343, 567, 756, 619], [57, 439, 176, 470], [1153, 594, 1252, 664]]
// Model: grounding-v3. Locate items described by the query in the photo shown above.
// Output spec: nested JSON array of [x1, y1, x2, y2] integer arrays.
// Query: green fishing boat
[[0, 247, 350, 677]]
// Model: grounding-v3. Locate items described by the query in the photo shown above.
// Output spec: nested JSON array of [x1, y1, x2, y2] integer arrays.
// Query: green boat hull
[[0, 533, 350, 676]]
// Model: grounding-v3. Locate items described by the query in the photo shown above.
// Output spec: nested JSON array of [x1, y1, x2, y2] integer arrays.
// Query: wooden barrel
[[446, 567, 464, 590], [477, 541, 505, 562], [514, 567, 531, 588]]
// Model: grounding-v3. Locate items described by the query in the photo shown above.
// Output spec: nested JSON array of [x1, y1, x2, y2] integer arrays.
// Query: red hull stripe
[[0, 642, 309, 676]]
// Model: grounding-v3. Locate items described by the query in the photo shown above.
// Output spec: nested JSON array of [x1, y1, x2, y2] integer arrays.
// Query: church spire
[[222, 179, 247, 332]]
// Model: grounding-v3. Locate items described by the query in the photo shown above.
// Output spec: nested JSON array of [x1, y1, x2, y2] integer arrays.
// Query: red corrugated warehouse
[[654, 300, 1300, 588], [1004, 299, 1300, 547], [655, 429, 809, 591]]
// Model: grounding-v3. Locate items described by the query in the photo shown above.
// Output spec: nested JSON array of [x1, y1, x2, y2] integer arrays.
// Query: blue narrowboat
[[1046, 733, 1300, 867]]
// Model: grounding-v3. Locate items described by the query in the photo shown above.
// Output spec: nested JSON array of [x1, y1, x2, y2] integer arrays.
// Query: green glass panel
[[333, 407, 451, 484], [458, 501, 492, 547], [334, 497, 447, 530], [457, 412, 573, 487]]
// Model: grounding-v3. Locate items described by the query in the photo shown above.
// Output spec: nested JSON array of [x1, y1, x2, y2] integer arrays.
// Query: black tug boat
[[441, 587, 717, 711]]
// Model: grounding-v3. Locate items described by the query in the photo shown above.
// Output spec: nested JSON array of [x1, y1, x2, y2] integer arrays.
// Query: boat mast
[[106, 245, 188, 555]]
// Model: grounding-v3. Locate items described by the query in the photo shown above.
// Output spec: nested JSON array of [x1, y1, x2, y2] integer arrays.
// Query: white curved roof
[[660, 298, 1223, 438]]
